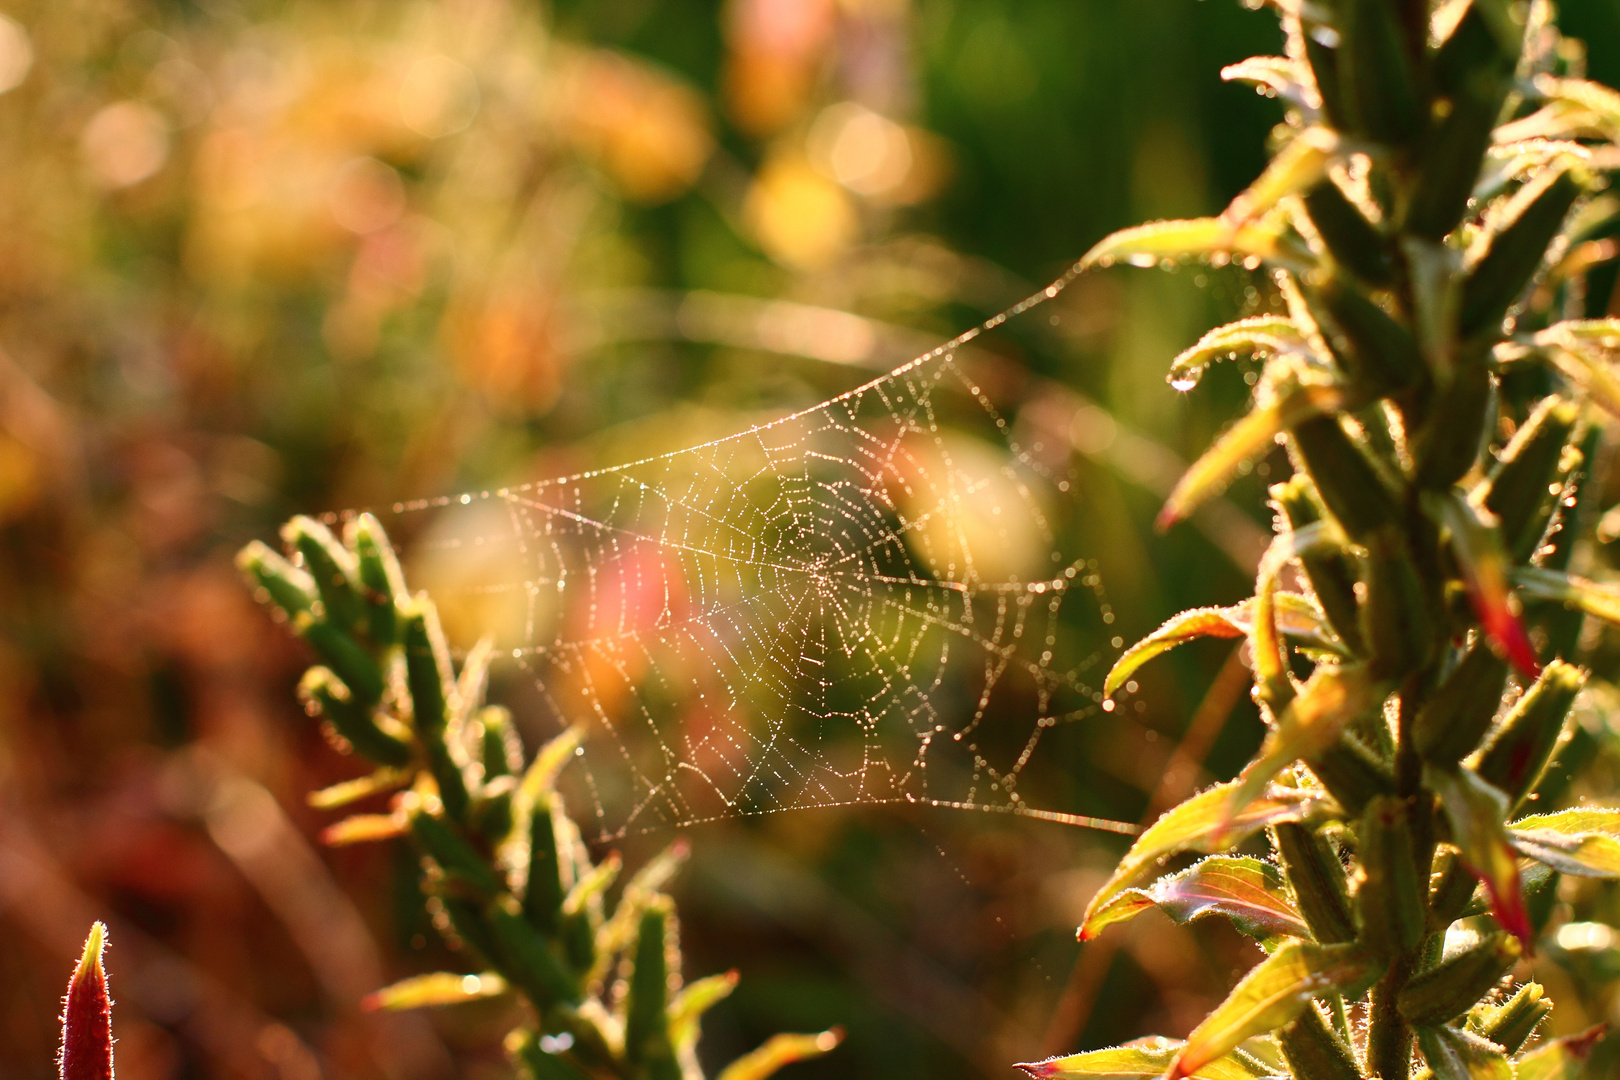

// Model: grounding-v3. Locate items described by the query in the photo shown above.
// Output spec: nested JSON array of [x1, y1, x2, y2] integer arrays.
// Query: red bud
[[60, 922, 114, 1080]]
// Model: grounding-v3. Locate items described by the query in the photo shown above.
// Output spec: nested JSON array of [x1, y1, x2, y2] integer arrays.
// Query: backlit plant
[[1020, 1, 1620, 1079], [240, 516, 840, 1080]]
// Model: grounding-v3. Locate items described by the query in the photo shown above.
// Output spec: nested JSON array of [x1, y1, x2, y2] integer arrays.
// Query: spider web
[[363, 274, 1137, 841]]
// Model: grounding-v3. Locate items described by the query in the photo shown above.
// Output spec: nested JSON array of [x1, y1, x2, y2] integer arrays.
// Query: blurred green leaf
[[716, 1031, 843, 1080], [361, 971, 508, 1011]]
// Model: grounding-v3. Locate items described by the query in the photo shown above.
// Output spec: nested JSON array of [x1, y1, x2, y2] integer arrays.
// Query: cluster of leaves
[[239, 517, 839, 1080], [1022, 1, 1620, 1079]]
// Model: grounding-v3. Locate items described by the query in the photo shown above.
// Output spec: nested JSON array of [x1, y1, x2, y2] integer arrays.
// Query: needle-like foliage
[[241, 515, 841, 1080]]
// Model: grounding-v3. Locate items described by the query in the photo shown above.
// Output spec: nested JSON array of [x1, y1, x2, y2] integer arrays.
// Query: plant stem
[[1367, 961, 1413, 1080]]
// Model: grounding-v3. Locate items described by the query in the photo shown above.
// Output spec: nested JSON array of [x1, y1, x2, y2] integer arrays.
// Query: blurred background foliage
[[4, 1, 1620, 1079]]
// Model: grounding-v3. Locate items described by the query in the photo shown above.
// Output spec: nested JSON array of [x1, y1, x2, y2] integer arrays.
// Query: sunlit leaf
[[1530, 76, 1620, 140], [361, 971, 508, 1011], [320, 812, 408, 846], [1104, 608, 1246, 697], [1431, 491, 1540, 677], [1019, 1037, 1271, 1080], [1167, 942, 1383, 1080], [1227, 664, 1385, 823], [1224, 127, 1343, 227], [1168, 316, 1304, 387], [1227, 592, 1348, 655], [1158, 385, 1348, 530], [1512, 566, 1620, 625], [1079, 216, 1295, 272], [1221, 56, 1316, 113], [1535, 337, 1620, 421], [1512, 1023, 1607, 1080], [307, 767, 414, 810], [1081, 856, 1310, 946], [1510, 808, 1620, 877], [1415, 1024, 1513, 1080], [716, 1030, 844, 1080], [1081, 781, 1323, 936], [669, 971, 740, 1051], [1429, 767, 1531, 943]]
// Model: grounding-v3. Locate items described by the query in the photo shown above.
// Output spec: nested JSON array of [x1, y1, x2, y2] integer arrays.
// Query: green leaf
[[1227, 664, 1385, 820], [1158, 384, 1349, 529], [1019, 1037, 1271, 1080], [1079, 216, 1296, 272], [1510, 808, 1620, 877], [1429, 767, 1531, 943], [1081, 781, 1323, 929], [1399, 932, 1521, 1025], [1415, 1025, 1513, 1080], [1513, 1024, 1607, 1080], [1168, 316, 1304, 388], [1460, 166, 1586, 337], [361, 971, 507, 1011], [717, 1031, 844, 1080], [1167, 942, 1383, 1080], [1080, 856, 1309, 946], [1511, 567, 1620, 625]]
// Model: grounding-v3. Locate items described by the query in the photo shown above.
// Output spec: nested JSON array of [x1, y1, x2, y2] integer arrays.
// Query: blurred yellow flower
[[743, 152, 857, 269]]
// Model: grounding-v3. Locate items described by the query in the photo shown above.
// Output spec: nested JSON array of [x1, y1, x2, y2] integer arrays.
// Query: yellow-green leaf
[[1512, 566, 1620, 625], [1221, 56, 1314, 112], [670, 971, 740, 1051], [1510, 808, 1620, 877], [1227, 664, 1385, 823], [1105, 608, 1246, 696], [1223, 127, 1342, 227], [1019, 1037, 1271, 1080], [1081, 856, 1309, 946], [308, 767, 414, 810], [1513, 1024, 1607, 1080], [1082, 781, 1323, 931], [1167, 942, 1383, 1080], [1079, 217, 1291, 272], [717, 1030, 843, 1080], [361, 971, 507, 1011], [1159, 385, 1348, 529], [1169, 317, 1305, 387]]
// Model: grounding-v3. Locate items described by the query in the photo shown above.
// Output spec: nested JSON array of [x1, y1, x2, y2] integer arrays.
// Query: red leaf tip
[[60, 922, 114, 1080]]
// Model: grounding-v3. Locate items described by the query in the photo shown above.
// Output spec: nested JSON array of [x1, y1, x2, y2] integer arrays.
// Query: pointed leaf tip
[[60, 922, 113, 1080]]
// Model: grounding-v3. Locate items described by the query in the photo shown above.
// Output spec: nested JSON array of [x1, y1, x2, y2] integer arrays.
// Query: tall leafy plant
[[1022, 1, 1620, 1078], [240, 516, 840, 1080]]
